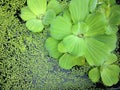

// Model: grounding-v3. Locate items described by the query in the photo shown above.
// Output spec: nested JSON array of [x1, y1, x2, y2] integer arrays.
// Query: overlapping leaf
[[58, 42, 67, 53], [89, 0, 97, 12], [63, 35, 85, 57], [26, 19, 44, 32], [93, 34, 117, 51], [59, 53, 85, 69], [20, 6, 36, 21], [50, 16, 72, 40], [42, 9, 56, 25], [27, 0, 46, 16], [47, 0, 64, 14], [109, 5, 120, 25], [89, 67, 100, 82], [103, 54, 117, 65], [69, 0, 89, 23], [84, 38, 110, 66], [45, 38, 62, 58], [85, 12, 107, 36], [100, 65, 120, 86]]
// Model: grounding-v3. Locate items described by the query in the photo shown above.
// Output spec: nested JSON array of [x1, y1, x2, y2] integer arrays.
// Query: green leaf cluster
[[20, 0, 120, 86], [20, 0, 64, 32]]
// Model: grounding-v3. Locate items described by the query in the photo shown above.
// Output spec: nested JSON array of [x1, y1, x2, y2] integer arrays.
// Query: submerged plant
[[20, 0, 120, 87]]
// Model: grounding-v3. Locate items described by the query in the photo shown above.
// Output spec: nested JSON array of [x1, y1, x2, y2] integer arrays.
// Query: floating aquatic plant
[[20, 0, 120, 86], [20, 0, 64, 32], [45, 0, 120, 86]]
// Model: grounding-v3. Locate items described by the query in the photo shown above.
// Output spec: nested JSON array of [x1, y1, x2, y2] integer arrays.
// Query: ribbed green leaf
[[105, 25, 118, 35], [63, 35, 85, 57], [101, 65, 120, 86], [27, 0, 46, 16], [50, 16, 72, 40], [63, 10, 72, 22], [45, 37, 62, 58], [59, 53, 85, 69], [20, 6, 36, 21], [69, 0, 89, 23], [85, 13, 107, 36], [47, 0, 63, 14], [72, 22, 88, 36], [58, 42, 67, 53], [42, 9, 56, 25], [89, 67, 100, 83], [104, 54, 117, 65], [93, 34, 117, 51], [26, 19, 44, 32], [89, 0, 97, 12], [85, 38, 109, 66], [109, 5, 120, 25]]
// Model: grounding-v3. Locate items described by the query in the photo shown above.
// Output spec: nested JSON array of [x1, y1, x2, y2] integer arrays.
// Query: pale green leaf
[[85, 38, 110, 66], [20, 6, 36, 21], [89, 0, 97, 12], [27, 0, 46, 16], [85, 13, 107, 36], [101, 65, 120, 86], [69, 0, 89, 23], [42, 9, 56, 25], [93, 34, 117, 51], [63, 10, 72, 22], [105, 25, 118, 34], [109, 5, 120, 25], [50, 16, 72, 40], [72, 22, 88, 36], [63, 35, 85, 57], [104, 54, 117, 65], [45, 37, 62, 58], [26, 19, 44, 32], [47, 0, 63, 14], [89, 67, 100, 83], [59, 53, 85, 69], [58, 42, 67, 53]]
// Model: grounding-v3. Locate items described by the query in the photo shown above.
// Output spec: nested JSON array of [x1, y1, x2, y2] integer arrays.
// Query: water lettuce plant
[[21, 0, 120, 87], [20, 0, 64, 32]]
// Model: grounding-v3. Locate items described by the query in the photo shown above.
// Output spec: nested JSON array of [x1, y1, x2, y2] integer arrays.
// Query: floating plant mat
[[0, 0, 120, 90]]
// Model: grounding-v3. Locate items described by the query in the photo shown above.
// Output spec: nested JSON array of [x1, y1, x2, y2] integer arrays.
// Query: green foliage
[[2, 0, 119, 88], [89, 54, 120, 86], [43, 0, 120, 86], [0, 0, 95, 89], [20, 0, 65, 32]]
